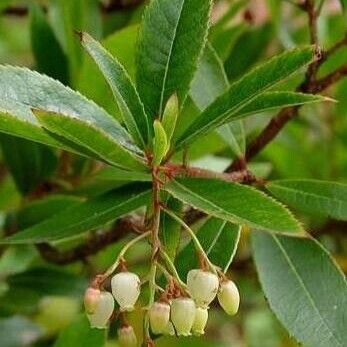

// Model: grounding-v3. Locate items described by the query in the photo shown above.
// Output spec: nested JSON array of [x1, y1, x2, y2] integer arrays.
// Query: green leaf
[[235, 91, 332, 118], [0, 66, 146, 170], [176, 217, 241, 278], [48, 0, 102, 85], [252, 231, 347, 347], [1, 184, 151, 244], [0, 134, 57, 194], [78, 25, 139, 117], [94, 167, 151, 183], [218, 122, 246, 157], [165, 178, 302, 234], [80, 32, 149, 147], [7, 267, 87, 296], [160, 197, 183, 260], [176, 46, 317, 149], [190, 43, 246, 157], [136, 0, 212, 120], [34, 110, 145, 171], [267, 179, 347, 221], [0, 246, 36, 277], [30, 3, 69, 84], [0, 98, 70, 149], [54, 315, 105, 347], [211, 24, 247, 61], [162, 94, 179, 144], [14, 195, 83, 230], [190, 43, 229, 111], [152, 120, 168, 166], [224, 24, 273, 80]]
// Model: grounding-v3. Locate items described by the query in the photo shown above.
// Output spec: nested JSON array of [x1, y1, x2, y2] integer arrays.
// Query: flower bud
[[149, 301, 170, 334], [111, 272, 140, 312], [192, 307, 208, 335], [84, 287, 101, 314], [118, 325, 137, 347], [87, 291, 114, 329], [170, 298, 196, 336], [187, 269, 219, 308], [218, 280, 240, 315]]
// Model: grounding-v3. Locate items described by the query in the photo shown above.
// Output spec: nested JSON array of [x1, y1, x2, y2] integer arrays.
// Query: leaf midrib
[[272, 234, 344, 347], [159, 0, 185, 116], [9, 190, 150, 243]]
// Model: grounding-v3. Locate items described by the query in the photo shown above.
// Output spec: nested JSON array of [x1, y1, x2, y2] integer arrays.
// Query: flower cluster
[[84, 266, 239, 346]]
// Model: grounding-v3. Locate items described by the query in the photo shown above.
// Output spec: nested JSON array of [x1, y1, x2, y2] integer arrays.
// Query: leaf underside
[[252, 231, 347, 347]]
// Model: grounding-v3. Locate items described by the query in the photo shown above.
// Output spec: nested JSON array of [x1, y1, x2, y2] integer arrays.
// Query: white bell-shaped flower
[[149, 301, 170, 334], [111, 272, 140, 312], [170, 297, 196, 336], [218, 280, 240, 315], [192, 307, 208, 335], [187, 269, 219, 308], [87, 291, 114, 329], [163, 321, 175, 336], [84, 287, 101, 314], [118, 325, 137, 347]]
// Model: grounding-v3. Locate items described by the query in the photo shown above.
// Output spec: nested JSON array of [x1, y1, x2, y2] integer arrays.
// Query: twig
[[36, 218, 139, 265], [227, 3, 347, 172]]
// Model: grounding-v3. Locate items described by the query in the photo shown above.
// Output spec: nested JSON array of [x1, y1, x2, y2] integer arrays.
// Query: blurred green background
[[0, 1, 346, 346]]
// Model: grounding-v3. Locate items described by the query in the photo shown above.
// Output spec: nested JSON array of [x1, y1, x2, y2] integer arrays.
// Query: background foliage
[[0, 1, 346, 347]]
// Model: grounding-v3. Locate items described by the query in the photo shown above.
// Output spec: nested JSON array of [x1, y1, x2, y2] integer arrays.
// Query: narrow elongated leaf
[[267, 179, 347, 221], [190, 43, 246, 157], [35, 110, 145, 170], [48, 0, 102, 85], [252, 231, 347, 347], [0, 66, 145, 170], [0, 134, 57, 194], [211, 24, 247, 61], [95, 167, 151, 182], [30, 3, 69, 84], [218, 122, 246, 157], [1, 184, 151, 244], [235, 91, 331, 118], [160, 197, 183, 260], [136, 0, 212, 120], [176, 217, 241, 278], [225, 24, 273, 80], [165, 178, 302, 234], [190, 43, 229, 111], [0, 98, 69, 149], [0, 99, 101, 160], [15, 195, 83, 230], [7, 267, 86, 296], [80, 32, 149, 147], [54, 316, 105, 347], [176, 46, 317, 149]]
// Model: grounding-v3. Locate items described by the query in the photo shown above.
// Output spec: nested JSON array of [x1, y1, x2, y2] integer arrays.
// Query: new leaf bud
[[87, 291, 114, 329], [171, 298, 196, 336], [84, 287, 101, 314], [149, 301, 171, 335], [118, 325, 137, 347], [111, 272, 140, 312], [192, 307, 208, 336], [218, 280, 240, 315], [187, 269, 219, 308]]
